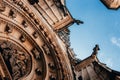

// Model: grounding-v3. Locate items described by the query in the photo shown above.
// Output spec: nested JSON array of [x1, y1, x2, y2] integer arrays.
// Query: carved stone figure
[[0, 41, 31, 80]]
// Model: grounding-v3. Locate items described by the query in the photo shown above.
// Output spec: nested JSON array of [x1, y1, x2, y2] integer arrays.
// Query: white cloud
[[111, 37, 120, 48]]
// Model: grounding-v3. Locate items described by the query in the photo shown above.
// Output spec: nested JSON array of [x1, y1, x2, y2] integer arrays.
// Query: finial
[[92, 44, 100, 56]]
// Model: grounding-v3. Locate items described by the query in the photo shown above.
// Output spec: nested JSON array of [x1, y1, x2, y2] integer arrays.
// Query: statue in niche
[[0, 41, 31, 80]]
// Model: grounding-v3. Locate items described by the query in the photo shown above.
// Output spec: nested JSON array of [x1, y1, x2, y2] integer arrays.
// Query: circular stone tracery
[[0, 40, 32, 80]]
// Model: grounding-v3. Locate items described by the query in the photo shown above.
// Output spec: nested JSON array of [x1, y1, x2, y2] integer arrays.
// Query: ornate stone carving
[[34, 19, 39, 25], [5, 24, 13, 33], [58, 28, 70, 46], [22, 20, 28, 28], [19, 35, 26, 42], [33, 32, 38, 38], [0, 0, 5, 12], [0, 41, 32, 80], [9, 9, 17, 18], [31, 48, 41, 59], [42, 45, 50, 55], [54, 0, 67, 16], [1, 1, 119, 80], [48, 63, 55, 70], [23, 6, 29, 12], [29, 12, 35, 18], [18, 1, 23, 7], [49, 75, 56, 80], [35, 68, 42, 75]]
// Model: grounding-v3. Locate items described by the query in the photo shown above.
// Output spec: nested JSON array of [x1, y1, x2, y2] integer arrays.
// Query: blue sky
[[66, 0, 120, 71]]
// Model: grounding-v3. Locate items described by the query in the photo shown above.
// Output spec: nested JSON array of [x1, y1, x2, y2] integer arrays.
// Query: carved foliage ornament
[[0, 41, 32, 80]]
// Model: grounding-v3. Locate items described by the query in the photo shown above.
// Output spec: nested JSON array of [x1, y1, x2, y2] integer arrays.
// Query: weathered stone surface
[[0, 0, 120, 80]]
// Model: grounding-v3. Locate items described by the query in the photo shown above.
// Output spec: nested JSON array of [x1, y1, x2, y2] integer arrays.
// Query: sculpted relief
[[0, 0, 5, 12], [0, 41, 32, 80]]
